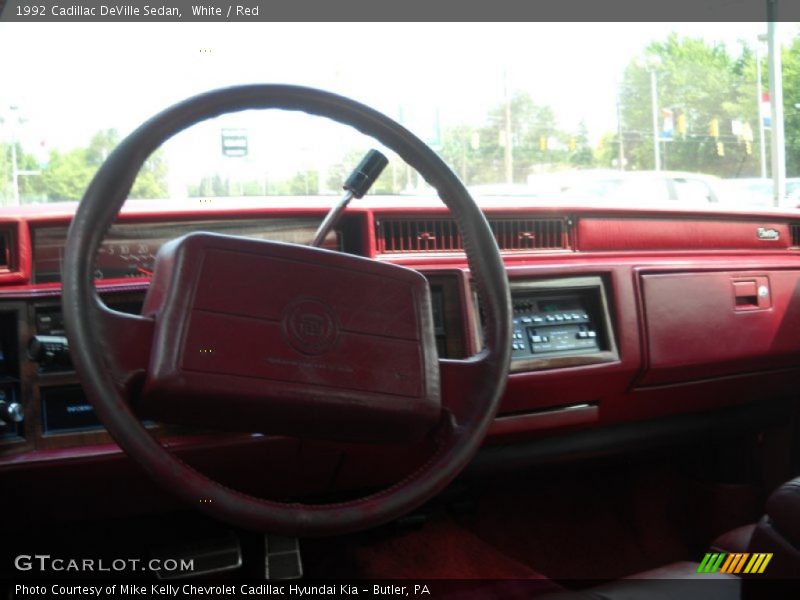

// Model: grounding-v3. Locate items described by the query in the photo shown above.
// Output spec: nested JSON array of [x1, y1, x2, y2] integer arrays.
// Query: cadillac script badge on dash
[[757, 227, 780, 240]]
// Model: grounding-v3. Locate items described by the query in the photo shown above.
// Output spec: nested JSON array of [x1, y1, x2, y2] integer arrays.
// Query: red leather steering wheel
[[61, 85, 512, 536]]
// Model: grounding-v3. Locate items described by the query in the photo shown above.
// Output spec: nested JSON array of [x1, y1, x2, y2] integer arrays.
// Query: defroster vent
[[0, 226, 13, 270], [376, 217, 573, 254], [791, 222, 800, 247]]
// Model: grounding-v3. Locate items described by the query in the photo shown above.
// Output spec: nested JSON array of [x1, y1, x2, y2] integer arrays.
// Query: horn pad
[[138, 233, 441, 443]]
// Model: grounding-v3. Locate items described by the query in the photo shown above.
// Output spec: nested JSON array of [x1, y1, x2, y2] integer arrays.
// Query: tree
[[485, 93, 563, 182], [618, 34, 757, 176], [86, 129, 119, 166], [782, 37, 800, 176], [85, 129, 169, 199], [37, 129, 170, 201], [438, 92, 567, 184], [0, 144, 9, 201], [39, 148, 93, 201], [0, 142, 45, 203], [439, 125, 484, 185], [568, 121, 595, 167], [129, 150, 169, 198]]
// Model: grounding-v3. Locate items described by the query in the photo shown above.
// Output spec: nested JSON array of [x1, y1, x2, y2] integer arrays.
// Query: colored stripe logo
[[697, 552, 772, 574]]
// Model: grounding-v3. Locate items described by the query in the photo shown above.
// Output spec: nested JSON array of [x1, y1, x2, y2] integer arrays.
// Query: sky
[[0, 21, 796, 192]]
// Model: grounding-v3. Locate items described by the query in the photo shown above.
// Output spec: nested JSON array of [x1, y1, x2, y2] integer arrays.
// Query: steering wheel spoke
[[89, 300, 154, 398], [439, 354, 506, 428]]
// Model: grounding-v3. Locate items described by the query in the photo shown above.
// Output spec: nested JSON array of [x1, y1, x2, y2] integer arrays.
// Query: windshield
[[1, 21, 799, 206]]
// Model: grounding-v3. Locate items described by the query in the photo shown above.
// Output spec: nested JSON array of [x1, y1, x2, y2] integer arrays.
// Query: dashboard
[[2, 199, 800, 515], [32, 218, 340, 283]]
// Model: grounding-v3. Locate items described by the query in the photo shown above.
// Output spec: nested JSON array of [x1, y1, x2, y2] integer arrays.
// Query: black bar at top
[[2, 0, 800, 23]]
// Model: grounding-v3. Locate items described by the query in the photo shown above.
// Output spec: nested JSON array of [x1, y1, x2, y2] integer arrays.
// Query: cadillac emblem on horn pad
[[281, 298, 339, 355]]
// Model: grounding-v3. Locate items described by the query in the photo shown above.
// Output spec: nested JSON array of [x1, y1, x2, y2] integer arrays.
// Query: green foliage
[[130, 151, 169, 199], [0, 145, 8, 201], [39, 148, 93, 201], [8, 32, 800, 203], [81, 129, 169, 199], [284, 170, 319, 195], [0, 142, 46, 203], [86, 129, 119, 166], [594, 132, 621, 168], [188, 169, 320, 197], [3, 129, 170, 203], [322, 93, 598, 190], [487, 93, 562, 181], [437, 93, 569, 184], [569, 121, 595, 167], [437, 94, 596, 184], [782, 37, 800, 176], [188, 174, 228, 197], [618, 34, 760, 176]]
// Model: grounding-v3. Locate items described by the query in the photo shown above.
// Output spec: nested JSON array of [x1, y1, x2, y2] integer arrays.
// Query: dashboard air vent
[[376, 217, 572, 254], [0, 227, 12, 270], [791, 223, 800, 247], [490, 218, 570, 251]]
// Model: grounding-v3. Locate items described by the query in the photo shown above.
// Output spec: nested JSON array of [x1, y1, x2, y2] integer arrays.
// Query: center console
[[0, 291, 153, 453]]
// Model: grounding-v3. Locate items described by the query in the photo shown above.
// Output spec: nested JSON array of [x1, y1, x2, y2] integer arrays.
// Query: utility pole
[[10, 132, 19, 206], [616, 89, 625, 171], [756, 36, 768, 178], [503, 70, 513, 184], [9, 106, 22, 206], [7, 105, 41, 206], [767, 1, 786, 206], [650, 69, 661, 171]]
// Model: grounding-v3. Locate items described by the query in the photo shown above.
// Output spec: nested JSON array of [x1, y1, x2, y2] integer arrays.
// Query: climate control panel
[[511, 296, 600, 358]]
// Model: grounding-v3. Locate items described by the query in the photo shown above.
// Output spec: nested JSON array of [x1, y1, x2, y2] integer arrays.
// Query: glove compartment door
[[639, 270, 800, 386]]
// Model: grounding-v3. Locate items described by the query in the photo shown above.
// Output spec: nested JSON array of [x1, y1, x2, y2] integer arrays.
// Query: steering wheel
[[62, 85, 512, 536]]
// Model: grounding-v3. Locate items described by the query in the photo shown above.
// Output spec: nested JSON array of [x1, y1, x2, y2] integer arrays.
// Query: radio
[[511, 295, 600, 358], [474, 276, 618, 372]]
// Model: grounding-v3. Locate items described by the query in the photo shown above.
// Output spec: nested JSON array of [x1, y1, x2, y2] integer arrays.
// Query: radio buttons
[[508, 292, 603, 361]]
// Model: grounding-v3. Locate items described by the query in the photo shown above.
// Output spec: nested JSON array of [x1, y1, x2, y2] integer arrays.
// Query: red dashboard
[[2, 198, 800, 520]]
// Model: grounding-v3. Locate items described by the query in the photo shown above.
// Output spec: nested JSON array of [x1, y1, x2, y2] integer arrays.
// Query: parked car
[[722, 177, 800, 209], [535, 169, 724, 204]]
